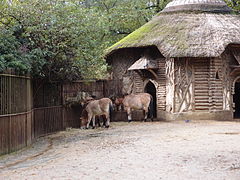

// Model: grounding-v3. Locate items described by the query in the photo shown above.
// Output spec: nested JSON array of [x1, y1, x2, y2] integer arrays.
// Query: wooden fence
[[0, 73, 33, 155], [33, 81, 64, 138], [0, 75, 125, 156]]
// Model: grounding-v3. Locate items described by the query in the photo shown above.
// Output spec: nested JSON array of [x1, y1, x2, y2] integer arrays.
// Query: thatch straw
[[163, 0, 232, 13], [105, 0, 240, 58]]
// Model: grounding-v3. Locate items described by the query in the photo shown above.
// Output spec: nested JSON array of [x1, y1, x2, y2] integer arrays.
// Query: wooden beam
[[230, 68, 240, 76], [230, 65, 240, 68], [230, 44, 240, 48], [148, 69, 158, 79]]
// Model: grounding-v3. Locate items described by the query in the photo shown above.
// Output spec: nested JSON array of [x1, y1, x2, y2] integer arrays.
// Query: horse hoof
[[105, 125, 109, 128], [128, 120, 132, 123], [92, 126, 95, 129]]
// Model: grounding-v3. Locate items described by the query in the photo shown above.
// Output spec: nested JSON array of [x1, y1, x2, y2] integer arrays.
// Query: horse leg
[[142, 110, 146, 122], [143, 107, 148, 122], [103, 115, 107, 127], [86, 114, 92, 129], [92, 116, 96, 129], [126, 107, 132, 123], [100, 115, 104, 127], [105, 114, 110, 128], [96, 116, 100, 127]]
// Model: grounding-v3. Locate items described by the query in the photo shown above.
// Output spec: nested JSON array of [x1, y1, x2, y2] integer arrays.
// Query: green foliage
[[0, 0, 168, 81], [93, 0, 170, 48], [224, 0, 240, 13], [0, 30, 31, 72]]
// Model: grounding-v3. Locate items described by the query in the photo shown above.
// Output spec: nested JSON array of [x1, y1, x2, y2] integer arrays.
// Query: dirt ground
[[1, 120, 240, 180]]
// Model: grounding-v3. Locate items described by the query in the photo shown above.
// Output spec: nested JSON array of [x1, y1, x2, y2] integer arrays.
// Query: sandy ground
[[1, 120, 240, 180]]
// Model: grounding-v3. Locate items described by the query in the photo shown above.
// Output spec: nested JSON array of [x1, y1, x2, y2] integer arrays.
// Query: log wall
[[193, 58, 210, 111], [133, 71, 144, 93], [156, 58, 166, 111]]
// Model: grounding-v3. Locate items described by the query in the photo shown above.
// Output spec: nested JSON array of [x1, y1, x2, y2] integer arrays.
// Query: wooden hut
[[105, 0, 240, 121]]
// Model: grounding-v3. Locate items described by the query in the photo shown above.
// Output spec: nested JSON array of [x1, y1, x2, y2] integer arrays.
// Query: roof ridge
[[162, 0, 232, 13]]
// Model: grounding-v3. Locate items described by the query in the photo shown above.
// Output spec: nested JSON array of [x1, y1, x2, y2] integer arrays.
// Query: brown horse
[[80, 98, 113, 129], [122, 93, 153, 122]]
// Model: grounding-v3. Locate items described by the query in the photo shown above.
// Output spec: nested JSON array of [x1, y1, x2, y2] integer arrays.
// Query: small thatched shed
[[105, 0, 240, 121]]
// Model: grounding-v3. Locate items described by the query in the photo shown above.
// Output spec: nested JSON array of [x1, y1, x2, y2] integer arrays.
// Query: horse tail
[[148, 95, 154, 120], [109, 101, 114, 120]]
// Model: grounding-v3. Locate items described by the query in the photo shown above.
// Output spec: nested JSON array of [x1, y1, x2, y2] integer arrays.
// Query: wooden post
[[192, 60, 195, 111], [62, 84, 65, 130], [8, 72, 11, 153]]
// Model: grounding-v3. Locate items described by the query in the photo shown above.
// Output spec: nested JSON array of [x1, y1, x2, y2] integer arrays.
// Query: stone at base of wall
[[157, 110, 233, 121]]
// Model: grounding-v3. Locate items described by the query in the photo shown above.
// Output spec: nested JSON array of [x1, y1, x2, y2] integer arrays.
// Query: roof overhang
[[231, 47, 240, 64], [128, 56, 158, 71]]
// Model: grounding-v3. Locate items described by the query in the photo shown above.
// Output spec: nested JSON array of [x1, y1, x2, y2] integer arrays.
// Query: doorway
[[144, 81, 157, 118], [234, 81, 240, 118]]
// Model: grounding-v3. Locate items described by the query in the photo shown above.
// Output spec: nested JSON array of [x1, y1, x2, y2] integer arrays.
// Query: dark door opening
[[234, 82, 240, 118], [144, 81, 157, 118]]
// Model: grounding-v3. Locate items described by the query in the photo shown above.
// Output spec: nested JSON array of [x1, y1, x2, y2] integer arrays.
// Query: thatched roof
[[105, 0, 240, 58]]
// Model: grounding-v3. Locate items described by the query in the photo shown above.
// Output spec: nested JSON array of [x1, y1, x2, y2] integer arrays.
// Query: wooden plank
[[195, 100, 210, 103], [9, 114, 26, 153], [195, 96, 211, 99], [195, 87, 209, 89], [34, 108, 45, 138], [194, 78, 209, 81], [195, 109, 209, 111], [195, 72, 210, 75], [0, 116, 10, 155], [26, 111, 33, 145]]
